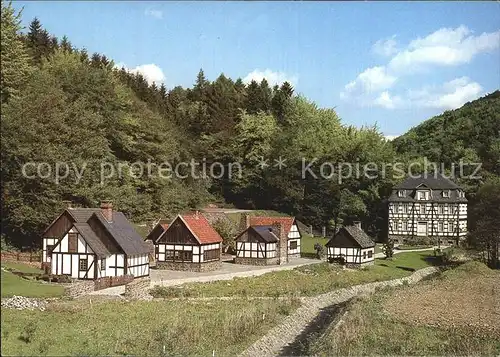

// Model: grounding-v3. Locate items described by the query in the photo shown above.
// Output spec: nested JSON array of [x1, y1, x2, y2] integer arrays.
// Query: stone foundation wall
[[235, 257, 279, 266], [345, 260, 375, 269], [124, 277, 152, 300], [94, 275, 134, 291], [156, 260, 222, 272], [64, 280, 95, 298]]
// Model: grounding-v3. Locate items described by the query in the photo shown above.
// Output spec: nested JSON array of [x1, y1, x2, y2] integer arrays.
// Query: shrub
[[314, 243, 325, 259], [383, 239, 395, 259]]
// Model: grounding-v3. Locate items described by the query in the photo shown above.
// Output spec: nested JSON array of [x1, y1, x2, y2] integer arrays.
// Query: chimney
[[353, 221, 362, 230], [195, 210, 200, 219], [100, 201, 113, 222], [272, 222, 288, 265], [62, 200, 73, 210], [239, 214, 251, 232]]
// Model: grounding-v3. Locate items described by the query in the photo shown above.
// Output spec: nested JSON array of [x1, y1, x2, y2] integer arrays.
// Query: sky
[[13, 1, 500, 138]]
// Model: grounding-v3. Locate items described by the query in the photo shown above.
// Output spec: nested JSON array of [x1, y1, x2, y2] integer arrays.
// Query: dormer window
[[398, 190, 405, 197], [443, 190, 450, 198], [417, 191, 429, 200]]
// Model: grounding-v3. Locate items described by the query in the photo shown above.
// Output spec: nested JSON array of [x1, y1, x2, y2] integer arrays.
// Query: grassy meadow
[[308, 261, 500, 356], [151, 251, 441, 298], [1, 298, 300, 356], [1, 262, 64, 298]]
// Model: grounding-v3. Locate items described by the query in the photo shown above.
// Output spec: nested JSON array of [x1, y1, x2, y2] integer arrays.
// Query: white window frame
[[443, 190, 450, 198], [398, 190, 405, 197]]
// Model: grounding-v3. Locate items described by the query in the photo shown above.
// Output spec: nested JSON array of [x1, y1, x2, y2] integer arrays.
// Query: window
[[398, 204, 403, 213], [165, 249, 192, 262], [417, 191, 428, 200], [398, 190, 405, 197], [290, 241, 298, 250], [438, 222, 443, 232], [68, 233, 77, 253], [443, 190, 450, 198], [438, 205, 444, 214], [443, 221, 448, 231], [403, 204, 409, 214], [47, 244, 55, 255], [203, 249, 219, 261], [415, 204, 421, 214], [363, 251, 367, 259], [397, 221, 403, 231], [79, 258, 88, 271], [368, 250, 373, 258], [101, 258, 106, 271]]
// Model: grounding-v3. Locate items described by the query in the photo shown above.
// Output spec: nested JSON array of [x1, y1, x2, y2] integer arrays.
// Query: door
[[417, 222, 427, 236]]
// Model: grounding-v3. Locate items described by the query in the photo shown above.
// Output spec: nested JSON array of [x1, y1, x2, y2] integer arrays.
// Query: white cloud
[[243, 69, 298, 87], [340, 25, 498, 109], [389, 26, 500, 72], [384, 135, 399, 141], [115, 63, 166, 85], [409, 77, 483, 110], [373, 91, 402, 109], [372, 35, 399, 57], [145, 9, 163, 19], [340, 66, 397, 99]]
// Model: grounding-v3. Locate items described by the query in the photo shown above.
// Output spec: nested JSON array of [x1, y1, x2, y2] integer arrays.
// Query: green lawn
[[1, 261, 43, 274], [1, 298, 300, 356], [1, 270, 64, 298], [301, 235, 329, 255], [151, 251, 440, 299], [308, 262, 500, 356]]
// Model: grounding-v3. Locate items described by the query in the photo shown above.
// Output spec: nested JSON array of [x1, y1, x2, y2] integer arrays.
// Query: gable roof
[[73, 223, 111, 258], [165, 213, 223, 244], [236, 225, 279, 243], [46, 207, 149, 257], [326, 225, 375, 249], [394, 173, 460, 190], [92, 212, 150, 255], [249, 216, 295, 234]]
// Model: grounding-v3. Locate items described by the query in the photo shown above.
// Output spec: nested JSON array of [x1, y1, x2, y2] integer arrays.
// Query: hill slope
[[393, 90, 500, 178]]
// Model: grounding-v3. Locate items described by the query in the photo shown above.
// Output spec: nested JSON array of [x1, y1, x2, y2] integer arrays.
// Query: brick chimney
[[353, 221, 362, 230], [100, 201, 113, 222], [239, 214, 251, 232], [272, 222, 288, 265]]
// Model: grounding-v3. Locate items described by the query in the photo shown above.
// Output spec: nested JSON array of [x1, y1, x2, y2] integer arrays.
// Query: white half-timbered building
[[234, 225, 283, 265], [154, 212, 223, 272], [326, 222, 375, 267], [42, 202, 150, 280], [239, 215, 302, 257], [388, 173, 468, 245]]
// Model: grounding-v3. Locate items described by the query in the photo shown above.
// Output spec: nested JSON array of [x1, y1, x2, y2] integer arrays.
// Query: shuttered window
[[68, 233, 77, 253]]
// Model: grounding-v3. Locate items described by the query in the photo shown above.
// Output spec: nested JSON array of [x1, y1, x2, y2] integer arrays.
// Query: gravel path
[[239, 266, 440, 357]]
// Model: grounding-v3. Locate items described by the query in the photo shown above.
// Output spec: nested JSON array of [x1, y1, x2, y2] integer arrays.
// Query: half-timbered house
[[239, 215, 302, 258], [42, 202, 150, 279], [388, 173, 468, 245], [325, 222, 375, 267], [234, 223, 286, 265], [154, 212, 223, 272]]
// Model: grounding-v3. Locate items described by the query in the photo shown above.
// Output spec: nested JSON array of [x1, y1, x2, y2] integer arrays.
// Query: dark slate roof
[[394, 173, 459, 189], [389, 173, 467, 203], [251, 225, 279, 243], [73, 223, 110, 258], [67, 208, 102, 222], [326, 225, 375, 249], [92, 212, 150, 255]]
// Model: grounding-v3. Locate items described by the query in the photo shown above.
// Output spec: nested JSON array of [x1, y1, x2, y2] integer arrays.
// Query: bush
[[383, 239, 395, 259], [314, 243, 325, 259]]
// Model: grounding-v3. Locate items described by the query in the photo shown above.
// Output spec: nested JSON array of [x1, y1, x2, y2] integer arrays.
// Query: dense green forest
[[1, 2, 499, 255]]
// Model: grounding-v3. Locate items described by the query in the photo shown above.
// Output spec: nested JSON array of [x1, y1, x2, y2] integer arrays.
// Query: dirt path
[[239, 266, 440, 357]]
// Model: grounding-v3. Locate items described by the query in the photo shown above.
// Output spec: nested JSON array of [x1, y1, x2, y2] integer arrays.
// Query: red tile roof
[[250, 216, 295, 234], [181, 213, 223, 244]]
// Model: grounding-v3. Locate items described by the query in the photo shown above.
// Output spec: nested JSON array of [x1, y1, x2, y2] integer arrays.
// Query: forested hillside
[[393, 90, 500, 191], [1, 2, 498, 252]]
